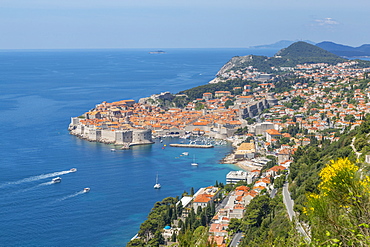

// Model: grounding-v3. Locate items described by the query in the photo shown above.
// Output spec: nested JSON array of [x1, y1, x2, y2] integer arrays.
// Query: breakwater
[[169, 144, 214, 148]]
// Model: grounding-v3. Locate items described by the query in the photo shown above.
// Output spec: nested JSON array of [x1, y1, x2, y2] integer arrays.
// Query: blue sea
[[0, 48, 277, 246]]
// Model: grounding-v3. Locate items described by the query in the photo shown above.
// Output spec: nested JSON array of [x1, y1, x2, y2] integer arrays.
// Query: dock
[[169, 144, 214, 148]]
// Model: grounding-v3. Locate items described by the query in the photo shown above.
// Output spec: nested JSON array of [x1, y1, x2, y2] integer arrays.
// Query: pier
[[169, 144, 214, 148]]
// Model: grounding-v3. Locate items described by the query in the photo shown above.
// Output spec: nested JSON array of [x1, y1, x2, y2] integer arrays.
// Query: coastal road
[[283, 181, 311, 242], [282, 181, 295, 221]]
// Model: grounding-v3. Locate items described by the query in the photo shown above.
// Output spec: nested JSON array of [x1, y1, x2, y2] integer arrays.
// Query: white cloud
[[314, 17, 340, 26]]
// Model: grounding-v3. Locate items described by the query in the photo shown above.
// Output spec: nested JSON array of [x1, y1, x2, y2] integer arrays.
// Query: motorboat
[[70, 168, 77, 172], [83, 188, 90, 193], [154, 173, 161, 189], [182, 152, 189, 156], [111, 148, 116, 152], [52, 177, 62, 183], [191, 155, 198, 166]]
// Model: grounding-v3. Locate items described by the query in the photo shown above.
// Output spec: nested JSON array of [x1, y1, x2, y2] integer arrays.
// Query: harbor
[[169, 144, 214, 148]]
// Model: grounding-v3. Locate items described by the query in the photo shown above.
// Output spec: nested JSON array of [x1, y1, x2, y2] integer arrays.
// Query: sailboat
[[191, 155, 198, 166], [153, 173, 161, 189]]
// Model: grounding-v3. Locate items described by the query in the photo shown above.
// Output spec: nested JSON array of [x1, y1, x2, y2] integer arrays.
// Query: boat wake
[[11, 181, 56, 195], [56, 191, 85, 202], [0, 170, 75, 189]]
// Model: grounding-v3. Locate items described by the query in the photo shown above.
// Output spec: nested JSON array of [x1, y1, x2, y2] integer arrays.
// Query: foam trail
[[0, 170, 72, 189], [57, 191, 85, 202], [5, 181, 56, 196], [40, 181, 54, 186], [22, 181, 54, 191]]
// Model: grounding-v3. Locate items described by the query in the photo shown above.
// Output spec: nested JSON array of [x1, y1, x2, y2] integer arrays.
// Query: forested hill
[[276, 41, 347, 62], [217, 41, 348, 74]]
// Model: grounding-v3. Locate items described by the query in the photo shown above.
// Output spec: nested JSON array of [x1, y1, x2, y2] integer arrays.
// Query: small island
[[149, 50, 166, 54]]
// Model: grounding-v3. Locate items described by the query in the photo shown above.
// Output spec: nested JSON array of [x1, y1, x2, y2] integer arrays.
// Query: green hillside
[[277, 41, 346, 59], [275, 41, 347, 65], [218, 41, 348, 74]]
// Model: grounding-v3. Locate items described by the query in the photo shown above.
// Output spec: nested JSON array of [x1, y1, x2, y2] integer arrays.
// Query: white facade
[[226, 170, 256, 184], [226, 171, 248, 184]]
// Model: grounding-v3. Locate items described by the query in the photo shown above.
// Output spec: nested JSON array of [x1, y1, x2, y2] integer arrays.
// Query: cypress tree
[[171, 233, 177, 242]]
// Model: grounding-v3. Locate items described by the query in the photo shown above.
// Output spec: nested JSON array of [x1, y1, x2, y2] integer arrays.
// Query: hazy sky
[[1, 0, 369, 49]]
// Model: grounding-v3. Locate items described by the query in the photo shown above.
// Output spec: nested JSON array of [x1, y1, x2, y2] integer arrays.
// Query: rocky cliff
[[216, 55, 255, 76]]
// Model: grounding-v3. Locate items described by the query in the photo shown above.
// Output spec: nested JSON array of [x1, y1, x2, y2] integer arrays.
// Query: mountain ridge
[[249, 40, 316, 49], [316, 41, 370, 57]]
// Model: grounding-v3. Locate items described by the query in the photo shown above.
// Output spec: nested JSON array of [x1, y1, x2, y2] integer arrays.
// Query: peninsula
[[122, 42, 370, 246]]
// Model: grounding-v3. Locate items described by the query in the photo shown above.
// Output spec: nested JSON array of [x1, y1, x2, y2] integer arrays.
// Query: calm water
[[0, 48, 276, 246]]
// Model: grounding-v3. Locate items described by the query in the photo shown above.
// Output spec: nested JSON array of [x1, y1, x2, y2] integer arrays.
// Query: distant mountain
[[276, 41, 346, 62], [316, 41, 370, 57], [357, 44, 370, 53], [249, 40, 315, 49], [218, 41, 347, 74]]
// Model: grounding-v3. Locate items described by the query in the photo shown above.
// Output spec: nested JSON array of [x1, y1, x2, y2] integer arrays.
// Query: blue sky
[[1, 0, 369, 49]]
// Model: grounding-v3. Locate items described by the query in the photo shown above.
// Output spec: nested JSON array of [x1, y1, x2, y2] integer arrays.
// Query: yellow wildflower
[[318, 158, 359, 192]]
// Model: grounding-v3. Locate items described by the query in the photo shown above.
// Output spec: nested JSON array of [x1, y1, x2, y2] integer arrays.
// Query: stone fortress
[[68, 91, 279, 147]]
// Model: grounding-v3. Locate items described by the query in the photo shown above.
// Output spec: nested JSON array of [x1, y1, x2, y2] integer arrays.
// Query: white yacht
[[83, 188, 90, 193], [154, 174, 161, 189], [52, 177, 62, 183]]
